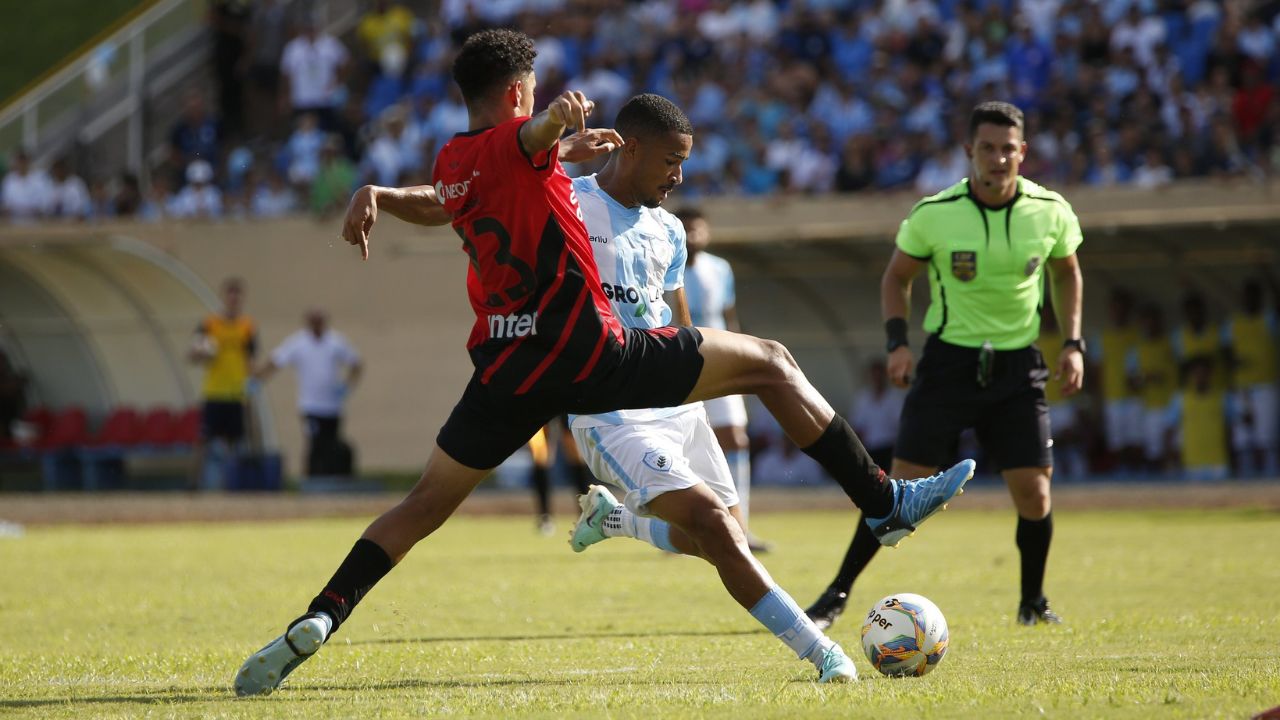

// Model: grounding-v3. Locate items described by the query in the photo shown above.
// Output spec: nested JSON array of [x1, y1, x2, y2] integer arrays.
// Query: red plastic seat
[[139, 407, 178, 446], [39, 407, 89, 450], [88, 407, 143, 447], [172, 407, 202, 445], [2, 406, 50, 450]]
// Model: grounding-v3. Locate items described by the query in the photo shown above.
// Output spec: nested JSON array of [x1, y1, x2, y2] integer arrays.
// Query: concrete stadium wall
[[2, 181, 1277, 474]]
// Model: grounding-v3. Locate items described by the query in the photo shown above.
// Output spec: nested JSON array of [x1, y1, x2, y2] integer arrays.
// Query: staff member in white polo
[[256, 309, 362, 476]]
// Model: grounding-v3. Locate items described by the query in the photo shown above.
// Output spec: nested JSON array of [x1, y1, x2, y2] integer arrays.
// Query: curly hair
[[452, 29, 537, 105], [615, 94, 694, 140]]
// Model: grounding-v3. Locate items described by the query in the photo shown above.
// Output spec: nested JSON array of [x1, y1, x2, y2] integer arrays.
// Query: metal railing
[[0, 0, 358, 175], [0, 0, 204, 170]]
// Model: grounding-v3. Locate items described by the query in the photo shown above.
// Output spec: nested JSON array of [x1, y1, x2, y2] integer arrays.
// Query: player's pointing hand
[[342, 185, 379, 261]]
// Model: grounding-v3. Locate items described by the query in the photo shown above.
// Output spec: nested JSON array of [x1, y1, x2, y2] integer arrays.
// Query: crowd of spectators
[[3, 0, 1280, 223]]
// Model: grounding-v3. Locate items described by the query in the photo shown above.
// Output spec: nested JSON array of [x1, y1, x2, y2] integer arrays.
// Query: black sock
[[1016, 512, 1053, 605], [801, 415, 894, 517], [532, 466, 551, 517], [830, 515, 884, 593], [568, 463, 591, 495], [306, 538, 394, 634]]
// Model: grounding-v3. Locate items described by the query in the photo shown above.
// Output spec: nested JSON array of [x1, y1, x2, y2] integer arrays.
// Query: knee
[[1015, 488, 1051, 519], [687, 505, 745, 554], [758, 339, 799, 385], [1007, 469, 1052, 518]]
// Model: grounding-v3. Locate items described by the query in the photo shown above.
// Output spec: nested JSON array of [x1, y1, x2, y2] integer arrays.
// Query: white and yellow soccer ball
[[860, 593, 949, 677]]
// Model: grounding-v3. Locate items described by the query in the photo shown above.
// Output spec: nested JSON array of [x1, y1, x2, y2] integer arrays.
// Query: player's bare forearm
[[519, 91, 595, 158], [665, 289, 693, 327], [723, 306, 741, 333], [881, 250, 924, 322], [1049, 254, 1083, 339], [342, 185, 449, 260], [371, 186, 450, 227]]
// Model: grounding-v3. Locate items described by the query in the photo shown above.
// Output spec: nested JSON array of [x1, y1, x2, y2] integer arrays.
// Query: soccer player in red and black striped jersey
[[234, 29, 974, 696]]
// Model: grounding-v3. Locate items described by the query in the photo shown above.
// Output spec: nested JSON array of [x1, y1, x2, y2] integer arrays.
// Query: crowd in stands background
[[3, 0, 1280, 222]]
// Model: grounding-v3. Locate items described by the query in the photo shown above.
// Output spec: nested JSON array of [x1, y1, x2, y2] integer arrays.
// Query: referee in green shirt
[[806, 102, 1085, 629]]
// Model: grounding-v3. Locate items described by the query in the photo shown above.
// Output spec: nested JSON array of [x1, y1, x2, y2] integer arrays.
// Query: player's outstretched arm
[[341, 185, 451, 260], [519, 91, 595, 159], [560, 128, 623, 164], [664, 289, 693, 327]]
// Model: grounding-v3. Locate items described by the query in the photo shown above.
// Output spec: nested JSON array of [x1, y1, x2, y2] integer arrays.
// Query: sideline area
[[2, 481, 1278, 526]]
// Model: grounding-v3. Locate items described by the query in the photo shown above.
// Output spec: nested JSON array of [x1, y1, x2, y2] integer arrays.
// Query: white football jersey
[[569, 174, 702, 428]]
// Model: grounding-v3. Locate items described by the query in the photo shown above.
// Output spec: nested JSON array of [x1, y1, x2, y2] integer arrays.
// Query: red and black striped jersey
[[432, 117, 624, 394]]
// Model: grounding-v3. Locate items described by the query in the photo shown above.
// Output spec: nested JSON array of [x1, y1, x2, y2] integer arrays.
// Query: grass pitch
[[2, 505, 1277, 719]]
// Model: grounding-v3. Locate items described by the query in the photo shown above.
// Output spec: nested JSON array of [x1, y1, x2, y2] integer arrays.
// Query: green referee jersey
[[895, 177, 1083, 350]]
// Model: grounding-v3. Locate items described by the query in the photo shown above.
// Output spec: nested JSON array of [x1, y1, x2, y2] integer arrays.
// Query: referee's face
[[966, 123, 1026, 197]]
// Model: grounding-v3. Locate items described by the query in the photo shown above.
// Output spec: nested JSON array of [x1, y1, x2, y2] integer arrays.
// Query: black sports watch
[[1063, 337, 1086, 354]]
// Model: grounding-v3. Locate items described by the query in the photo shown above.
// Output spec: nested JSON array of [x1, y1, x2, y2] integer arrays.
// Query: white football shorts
[[572, 408, 739, 517], [703, 394, 748, 428]]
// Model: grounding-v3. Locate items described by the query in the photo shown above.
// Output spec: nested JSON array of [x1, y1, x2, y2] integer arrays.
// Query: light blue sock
[[648, 518, 679, 554], [749, 586, 833, 665]]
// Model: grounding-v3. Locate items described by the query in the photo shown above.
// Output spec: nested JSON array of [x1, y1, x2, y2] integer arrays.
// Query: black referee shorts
[[437, 326, 705, 470], [894, 335, 1053, 472]]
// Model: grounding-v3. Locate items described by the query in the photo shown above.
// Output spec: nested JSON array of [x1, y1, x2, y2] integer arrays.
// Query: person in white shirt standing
[[257, 309, 363, 477], [675, 206, 770, 552], [847, 360, 906, 470], [1, 150, 53, 222], [279, 16, 349, 131]]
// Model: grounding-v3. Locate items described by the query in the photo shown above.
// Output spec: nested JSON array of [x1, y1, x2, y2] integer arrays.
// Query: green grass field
[[2, 507, 1277, 719]]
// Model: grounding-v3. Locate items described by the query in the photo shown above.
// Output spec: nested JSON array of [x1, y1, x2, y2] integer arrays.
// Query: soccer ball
[[860, 593, 949, 677]]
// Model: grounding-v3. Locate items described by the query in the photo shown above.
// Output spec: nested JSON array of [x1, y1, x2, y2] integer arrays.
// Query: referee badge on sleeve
[[951, 251, 977, 281]]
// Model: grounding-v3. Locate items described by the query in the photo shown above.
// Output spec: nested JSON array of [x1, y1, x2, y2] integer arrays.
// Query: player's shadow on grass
[[0, 687, 227, 710], [347, 628, 762, 646]]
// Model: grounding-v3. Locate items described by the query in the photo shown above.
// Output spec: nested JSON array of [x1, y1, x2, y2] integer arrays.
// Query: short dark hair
[[615, 94, 694, 140], [968, 101, 1024, 139], [452, 29, 536, 105], [673, 207, 704, 225]]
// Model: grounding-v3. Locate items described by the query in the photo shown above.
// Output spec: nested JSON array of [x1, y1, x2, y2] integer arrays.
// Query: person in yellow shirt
[[356, 0, 414, 77], [1226, 278, 1279, 475], [1176, 291, 1227, 389], [526, 417, 591, 536], [1136, 305, 1177, 474], [189, 277, 257, 489], [1178, 357, 1229, 481], [1100, 288, 1142, 471]]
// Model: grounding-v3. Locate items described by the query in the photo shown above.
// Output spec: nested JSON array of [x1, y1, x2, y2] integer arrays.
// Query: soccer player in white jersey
[[673, 206, 769, 552], [563, 94, 857, 682]]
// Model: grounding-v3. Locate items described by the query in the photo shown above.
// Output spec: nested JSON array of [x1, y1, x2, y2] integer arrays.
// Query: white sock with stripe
[[601, 505, 678, 553]]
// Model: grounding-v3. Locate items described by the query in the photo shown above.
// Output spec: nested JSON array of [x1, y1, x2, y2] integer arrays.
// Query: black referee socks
[[801, 415, 895, 518], [307, 538, 395, 634], [1016, 512, 1053, 605]]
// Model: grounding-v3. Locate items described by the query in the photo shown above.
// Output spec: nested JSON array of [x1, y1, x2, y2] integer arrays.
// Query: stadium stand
[[1, 0, 1277, 489], [3, 0, 1279, 222]]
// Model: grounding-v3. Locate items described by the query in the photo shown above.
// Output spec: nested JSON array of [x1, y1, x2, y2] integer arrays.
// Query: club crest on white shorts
[[643, 449, 673, 473]]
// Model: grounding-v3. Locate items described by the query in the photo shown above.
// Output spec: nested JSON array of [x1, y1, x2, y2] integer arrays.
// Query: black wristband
[[885, 318, 909, 353]]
